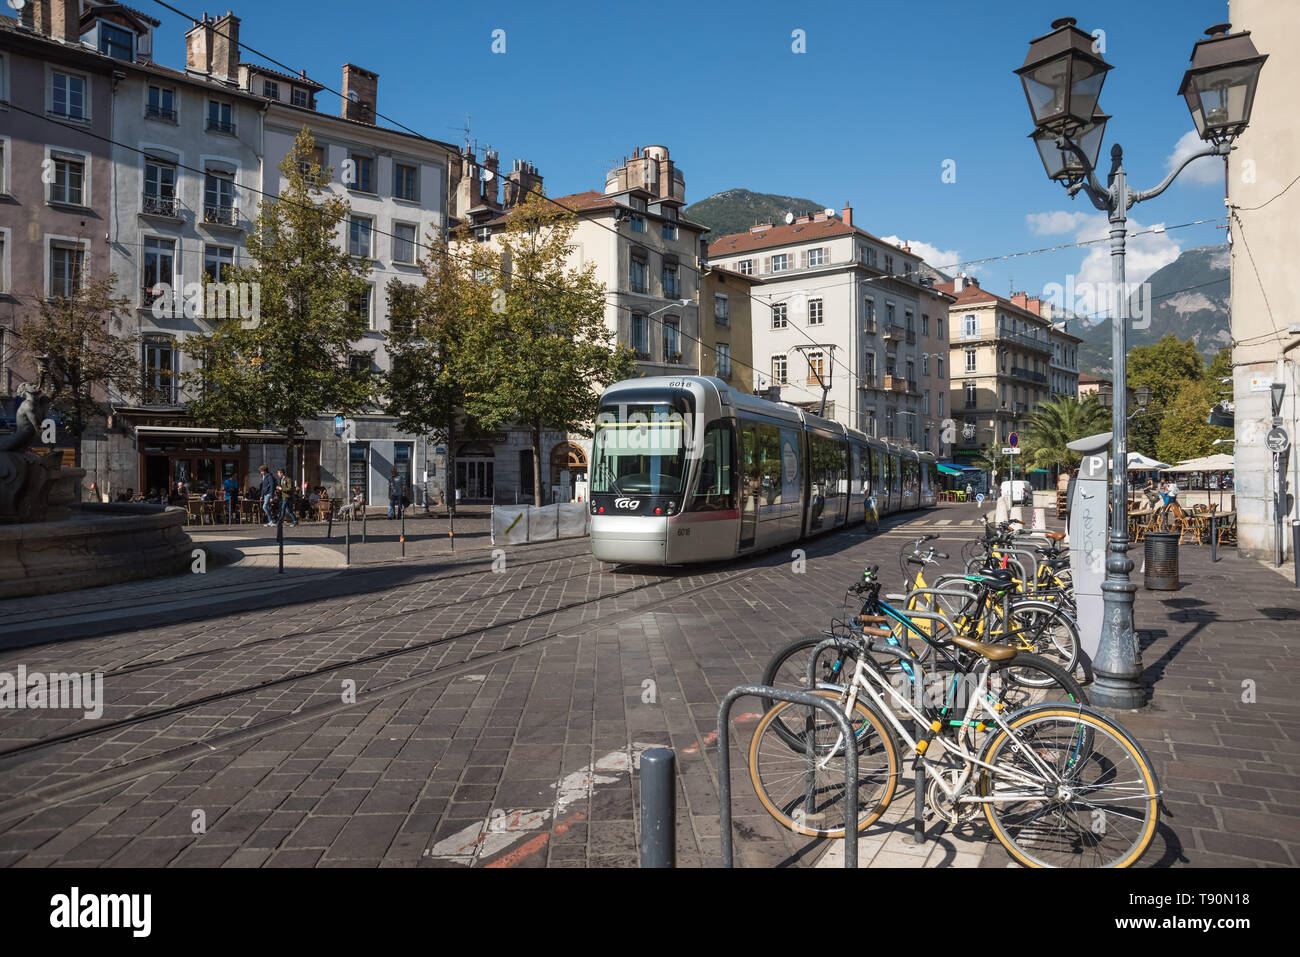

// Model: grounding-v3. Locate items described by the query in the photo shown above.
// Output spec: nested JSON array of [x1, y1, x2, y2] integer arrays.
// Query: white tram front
[[588, 376, 936, 565]]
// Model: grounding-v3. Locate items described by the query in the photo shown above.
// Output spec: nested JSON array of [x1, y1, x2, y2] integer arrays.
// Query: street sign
[[1001, 447, 1021, 455], [334, 415, 345, 436], [1266, 426, 1290, 454], [1009, 431, 1019, 448], [976, 493, 985, 505]]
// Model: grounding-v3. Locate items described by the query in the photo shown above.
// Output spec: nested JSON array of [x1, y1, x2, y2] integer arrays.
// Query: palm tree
[[1022, 395, 1109, 477]]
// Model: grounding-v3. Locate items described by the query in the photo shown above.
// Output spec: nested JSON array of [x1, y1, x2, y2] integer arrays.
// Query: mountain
[[1074, 244, 1230, 376], [685, 188, 827, 239]]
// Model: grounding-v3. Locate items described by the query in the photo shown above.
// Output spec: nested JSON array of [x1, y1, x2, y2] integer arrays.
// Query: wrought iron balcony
[[141, 193, 179, 217]]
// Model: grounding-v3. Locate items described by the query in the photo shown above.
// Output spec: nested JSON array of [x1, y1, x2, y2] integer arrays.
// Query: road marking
[[934, 519, 953, 526], [424, 742, 663, 865]]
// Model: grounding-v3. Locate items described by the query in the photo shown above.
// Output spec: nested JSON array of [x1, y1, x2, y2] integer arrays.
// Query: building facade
[[937, 276, 1058, 465], [1228, 0, 1299, 563], [707, 208, 952, 452], [1, 7, 116, 460], [699, 265, 756, 395]]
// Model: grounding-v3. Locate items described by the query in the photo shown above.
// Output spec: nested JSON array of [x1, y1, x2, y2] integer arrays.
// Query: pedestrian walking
[[277, 468, 299, 526], [387, 468, 406, 519], [258, 465, 276, 525]]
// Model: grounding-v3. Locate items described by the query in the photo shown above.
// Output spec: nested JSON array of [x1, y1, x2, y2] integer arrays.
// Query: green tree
[[18, 273, 139, 465], [1156, 377, 1230, 464], [1021, 394, 1110, 475], [383, 237, 485, 507], [458, 192, 636, 504], [181, 128, 373, 469], [1127, 334, 1205, 456]]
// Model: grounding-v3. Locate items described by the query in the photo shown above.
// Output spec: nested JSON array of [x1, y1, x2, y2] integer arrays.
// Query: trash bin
[[1144, 532, 1180, 591]]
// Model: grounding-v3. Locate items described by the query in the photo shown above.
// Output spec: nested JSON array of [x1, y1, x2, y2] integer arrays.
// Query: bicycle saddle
[[1043, 531, 1066, 542], [970, 569, 1016, 592]]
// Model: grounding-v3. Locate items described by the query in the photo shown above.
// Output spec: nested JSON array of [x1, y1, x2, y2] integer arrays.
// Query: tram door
[[739, 422, 758, 550]]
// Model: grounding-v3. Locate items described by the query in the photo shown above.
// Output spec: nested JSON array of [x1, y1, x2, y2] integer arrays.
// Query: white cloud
[[1028, 210, 1183, 315], [1024, 210, 1094, 235], [1165, 130, 1223, 186], [879, 235, 966, 273]]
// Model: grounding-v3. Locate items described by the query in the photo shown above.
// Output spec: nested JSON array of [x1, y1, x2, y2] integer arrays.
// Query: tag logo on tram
[[614, 498, 641, 510]]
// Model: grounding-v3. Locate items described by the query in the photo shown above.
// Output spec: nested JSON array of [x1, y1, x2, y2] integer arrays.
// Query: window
[[737, 259, 753, 275], [884, 254, 894, 274], [965, 347, 977, 373], [938, 393, 944, 416], [965, 381, 977, 409], [662, 264, 679, 298], [142, 237, 175, 295], [203, 172, 236, 225], [663, 318, 681, 361], [350, 286, 374, 329], [771, 303, 788, 329], [0, 141, 5, 195], [299, 145, 326, 184], [807, 247, 824, 267], [207, 100, 234, 134], [631, 314, 649, 357], [142, 336, 177, 404], [861, 246, 878, 267], [905, 310, 914, 332], [49, 243, 84, 297], [52, 71, 86, 119], [937, 357, 945, 378], [863, 350, 876, 380], [922, 354, 929, 376], [393, 223, 417, 264], [204, 245, 234, 282], [863, 298, 875, 328], [263, 80, 279, 99], [49, 154, 85, 205], [771, 253, 789, 272], [808, 298, 823, 325], [688, 421, 735, 511], [886, 302, 895, 326], [716, 342, 731, 378], [349, 216, 373, 258], [923, 391, 931, 415], [143, 158, 177, 216], [349, 352, 372, 377], [963, 313, 979, 338], [630, 213, 645, 233], [661, 222, 677, 240], [350, 154, 374, 192], [772, 354, 788, 384], [146, 85, 176, 121], [0, 233, 7, 293], [291, 88, 310, 108], [906, 359, 915, 383], [394, 163, 417, 201], [714, 293, 729, 324], [937, 317, 945, 339], [629, 256, 648, 293], [97, 21, 134, 60], [807, 351, 825, 385], [922, 314, 930, 336]]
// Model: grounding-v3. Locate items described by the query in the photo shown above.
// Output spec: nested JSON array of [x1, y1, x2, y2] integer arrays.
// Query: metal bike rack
[[717, 686, 860, 868]]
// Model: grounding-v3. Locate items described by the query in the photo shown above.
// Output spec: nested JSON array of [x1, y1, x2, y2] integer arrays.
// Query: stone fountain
[[1, 374, 194, 599]]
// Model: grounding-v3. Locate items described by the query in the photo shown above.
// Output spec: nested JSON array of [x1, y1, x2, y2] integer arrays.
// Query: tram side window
[[690, 422, 735, 511], [756, 423, 781, 507], [807, 434, 846, 527]]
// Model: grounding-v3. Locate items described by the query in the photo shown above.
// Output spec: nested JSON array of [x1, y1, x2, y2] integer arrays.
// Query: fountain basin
[[0, 503, 194, 599]]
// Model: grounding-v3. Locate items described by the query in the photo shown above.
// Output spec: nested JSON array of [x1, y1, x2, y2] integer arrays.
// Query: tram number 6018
[[676, 528, 691, 536]]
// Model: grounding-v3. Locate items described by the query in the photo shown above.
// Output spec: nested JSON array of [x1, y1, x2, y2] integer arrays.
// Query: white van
[[1000, 480, 1033, 506]]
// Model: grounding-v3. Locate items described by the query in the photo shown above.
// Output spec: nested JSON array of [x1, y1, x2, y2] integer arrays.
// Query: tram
[[589, 376, 937, 565]]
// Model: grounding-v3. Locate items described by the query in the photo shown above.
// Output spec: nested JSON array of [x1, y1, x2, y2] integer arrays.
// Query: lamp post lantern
[[1016, 17, 1265, 709]]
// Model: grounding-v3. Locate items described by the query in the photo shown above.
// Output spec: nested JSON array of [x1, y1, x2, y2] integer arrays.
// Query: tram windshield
[[592, 403, 688, 496]]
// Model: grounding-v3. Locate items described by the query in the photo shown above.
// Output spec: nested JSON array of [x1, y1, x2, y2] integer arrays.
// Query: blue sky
[[20, 0, 1236, 315]]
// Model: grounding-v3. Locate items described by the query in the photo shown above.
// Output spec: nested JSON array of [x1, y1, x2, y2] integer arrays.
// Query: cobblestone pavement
[[0, 501, 1296, 868]]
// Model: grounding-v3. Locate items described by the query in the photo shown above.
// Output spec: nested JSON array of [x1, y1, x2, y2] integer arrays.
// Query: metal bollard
[[639, 748, 676, 868], [277, 511, 284, 574], [449, 508, 455, 552], [362, 506, 367, 543], [401, 510, 406, 558], [1293, 520, 1299, 590], [327, 508, 334, 539], [345, 512, 351, 566], [1211, 514, 1218, 563]]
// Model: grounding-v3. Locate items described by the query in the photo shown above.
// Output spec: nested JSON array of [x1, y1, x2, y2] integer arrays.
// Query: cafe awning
[[937, 463, 982, 475], [1163, 453, 1235, 473]]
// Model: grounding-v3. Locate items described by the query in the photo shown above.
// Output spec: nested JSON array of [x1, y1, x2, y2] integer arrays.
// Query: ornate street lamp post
[[1016, 17, 1266, 709]]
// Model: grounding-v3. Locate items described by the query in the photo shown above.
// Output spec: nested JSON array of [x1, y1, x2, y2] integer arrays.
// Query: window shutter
[[799, 250, 806, 268], [762, 256, 770, 274]]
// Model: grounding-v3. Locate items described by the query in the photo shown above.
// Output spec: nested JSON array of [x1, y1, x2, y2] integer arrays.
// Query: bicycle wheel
[[977, 705, 1160, 868], [995, 600, 1080, 679], [985, 651, 1088, 711], [749, 690, 900, 838]]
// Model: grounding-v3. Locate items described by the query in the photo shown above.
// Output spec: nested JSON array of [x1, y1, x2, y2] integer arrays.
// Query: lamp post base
[[1089, 674, 1147, 710]]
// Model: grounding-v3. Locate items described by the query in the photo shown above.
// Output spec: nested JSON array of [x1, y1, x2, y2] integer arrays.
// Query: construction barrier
[[490, 503, 590, 545]]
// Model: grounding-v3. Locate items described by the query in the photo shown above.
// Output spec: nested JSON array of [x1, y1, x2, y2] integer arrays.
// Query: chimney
[[186, 14, 214, 75], [341, 64, 378, 124], [504, 158, 544, 208], [1011, 291, 1029, 310], [1026, 296, 1042, 316], [953, 273, 967, 293], [841, 203, 853, 227], [36, 0, 80, 43], [210, 12, 240, 83]]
